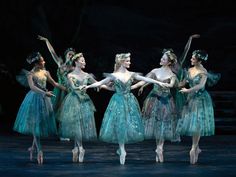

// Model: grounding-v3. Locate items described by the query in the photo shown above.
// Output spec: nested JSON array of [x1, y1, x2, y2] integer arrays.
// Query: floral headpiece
[[64, 48, 75, 57], [192, 50, 208, 61], [71, 53, 83, 61], [26, 52, 42, 64], [115, 53, 131, 62], [162, 48, 177, 64]]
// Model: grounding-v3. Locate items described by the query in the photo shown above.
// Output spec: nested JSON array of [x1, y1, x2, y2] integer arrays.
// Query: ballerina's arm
[[38, 35, 62, 67], [180, 73, 207, 93]]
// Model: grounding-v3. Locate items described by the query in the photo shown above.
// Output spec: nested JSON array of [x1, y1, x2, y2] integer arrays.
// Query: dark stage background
[[0, 0, 236, 134]]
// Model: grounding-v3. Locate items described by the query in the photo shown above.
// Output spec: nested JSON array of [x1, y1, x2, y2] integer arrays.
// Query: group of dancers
[[13, 34, 220, 165]]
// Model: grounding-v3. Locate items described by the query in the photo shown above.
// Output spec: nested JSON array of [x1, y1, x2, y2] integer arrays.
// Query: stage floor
[[0, 134, 236, 177]]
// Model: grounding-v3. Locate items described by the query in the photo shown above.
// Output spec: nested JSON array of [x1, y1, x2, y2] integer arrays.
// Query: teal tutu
[[99, 92, 144, 144], [57, 90, 97, 141], [13, 91, 57, 137], [176, 69, 216, 138]]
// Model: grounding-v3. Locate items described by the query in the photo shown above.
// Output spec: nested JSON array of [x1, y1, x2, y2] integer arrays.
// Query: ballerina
[[14, 52, 66, 164], [176, 50, 220, 164], [82, 53, 164, 165], [38, 35, 76, 141], [131, 49, 180, 163], [56, 53, 99, 162]]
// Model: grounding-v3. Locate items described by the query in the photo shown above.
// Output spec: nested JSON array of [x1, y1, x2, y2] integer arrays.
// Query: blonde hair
[[71, 53, 83, 61], [114, 53, 130, 71], [163, 50, 177, 66], [71, 53, 83, 66]]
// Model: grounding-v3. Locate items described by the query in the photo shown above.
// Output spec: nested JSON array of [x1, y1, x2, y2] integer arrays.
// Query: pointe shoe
[[155, 147, 164, 163], [195, 147, 201, 164], [79, 148, 85, 163], [28, 147, 34, 161], [119, 151, 126, 165], [72, 147, 78, 162], [189, 148, 196, 165], [37, 151, 43, 165]]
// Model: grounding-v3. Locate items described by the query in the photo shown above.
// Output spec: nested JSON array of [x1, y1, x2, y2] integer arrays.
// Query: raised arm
[[179, 34, 200, 66], [38, 35, 62, 67]]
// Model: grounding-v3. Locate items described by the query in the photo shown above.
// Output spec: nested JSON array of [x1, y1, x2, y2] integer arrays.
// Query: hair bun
[[26, 52, 41, 64]]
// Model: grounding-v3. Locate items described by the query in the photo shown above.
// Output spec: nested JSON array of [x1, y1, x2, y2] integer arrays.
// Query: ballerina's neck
[[117, 66, 128, 73]]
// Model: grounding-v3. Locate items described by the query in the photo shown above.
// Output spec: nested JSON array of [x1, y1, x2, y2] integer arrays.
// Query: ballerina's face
[[37, 57, 45, 69], [76, 56, 86, 69], [121, 57, 131, 68], [190, 55, 200, 66], [160, 54, 170, 66]]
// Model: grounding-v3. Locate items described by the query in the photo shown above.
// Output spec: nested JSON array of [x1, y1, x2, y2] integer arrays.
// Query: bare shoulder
[[151, 68, 159, 73], [110, 72, 117, 77], [43, 69, 50, 76], [67, 72, 74, 78], [200, 67, 207, 74], [188, 67, 194, 72], [170, 70, 177, 78]]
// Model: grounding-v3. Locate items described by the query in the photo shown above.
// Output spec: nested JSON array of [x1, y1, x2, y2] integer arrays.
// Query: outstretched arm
[[86, 77, 112, 89], [131, 81, 145, 90], [179, 34, 200, 66], [134, 74, 164, 86], [131, 71, 154, 90], [38, 35, 62, 67], [88, 74, 114, 91], [100, 84, 114, 91]]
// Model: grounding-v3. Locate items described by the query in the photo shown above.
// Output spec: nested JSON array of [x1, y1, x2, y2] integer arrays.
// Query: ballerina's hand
[[178, 81, 185, 88], [37, 35, 48, 41], [161, 83, 169, 88], [179, 88, 189, 93], [79, 85, 87, 91], [191, 34, 200, 38], [138, 87, 144, 96], [46, 91, 56, 97]]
